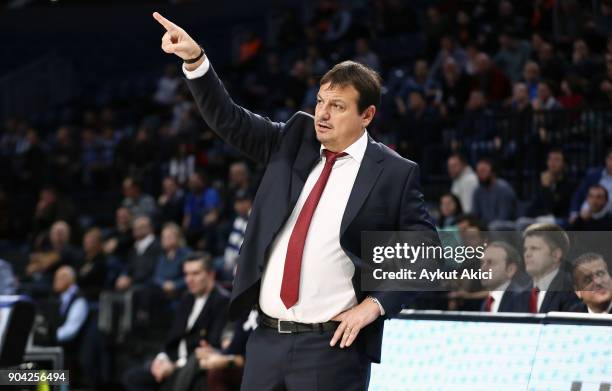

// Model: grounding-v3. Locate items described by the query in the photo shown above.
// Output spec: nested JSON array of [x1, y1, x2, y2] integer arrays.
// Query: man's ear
[[361, 105, 376, 128], [505, 263, 518, 279], [575, 290, 583, 300], [552, 248, 563, 264]]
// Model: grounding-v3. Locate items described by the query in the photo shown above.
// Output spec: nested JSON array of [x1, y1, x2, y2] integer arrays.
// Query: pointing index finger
[[153, 12, 176, 31]]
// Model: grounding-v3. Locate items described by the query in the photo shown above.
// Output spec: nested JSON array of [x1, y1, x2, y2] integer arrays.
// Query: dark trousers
[[241, 326, 371, 391]]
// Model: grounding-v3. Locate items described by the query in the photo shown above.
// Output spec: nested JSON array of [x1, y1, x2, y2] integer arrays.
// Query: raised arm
[[153, 12, 283, 163]]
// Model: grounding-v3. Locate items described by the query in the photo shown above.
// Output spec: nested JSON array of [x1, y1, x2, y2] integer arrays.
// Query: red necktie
[[485, 296, 494, 312], [280, 150, 346, 309], [529, 287, 540, 313]]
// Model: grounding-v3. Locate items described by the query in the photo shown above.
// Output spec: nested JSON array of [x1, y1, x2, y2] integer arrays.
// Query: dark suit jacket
[[124, 239, 162, 285], [481, 281, 525, 313], [186, 65, 436, 363], [514, 270, 581, 313], [163, 285, 229, 362]]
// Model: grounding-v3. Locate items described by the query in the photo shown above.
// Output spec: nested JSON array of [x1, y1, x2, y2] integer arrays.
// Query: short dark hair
[[185, 251, 213, 272], [320, 60, 382, 113], [588, 184, 609, 202], [476, 158, 497, 174], [523, 223, 570, 256], [547, 147, 565, 157], [448, 153, 468, 165], [571, 252, 609, 285]]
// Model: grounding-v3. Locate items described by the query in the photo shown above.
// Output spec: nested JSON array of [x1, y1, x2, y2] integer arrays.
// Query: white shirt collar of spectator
[[135, 234, 155, 255], [533, 266, 560, 292], [587, 301, 612, 314], [489, 280, 511, 302], [319, 129, 368, 164]]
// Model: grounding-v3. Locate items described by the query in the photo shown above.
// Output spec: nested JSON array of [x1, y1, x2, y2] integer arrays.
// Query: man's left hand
[[330, 298, 381, 349]]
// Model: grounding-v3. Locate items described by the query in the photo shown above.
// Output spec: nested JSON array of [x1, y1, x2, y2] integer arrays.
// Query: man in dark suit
[[153, 12, 436, 391], [517, 223, 580, 313], [479, 241, 527, 313], [571, 252, 612, 314], [122, 253, 229, 391]]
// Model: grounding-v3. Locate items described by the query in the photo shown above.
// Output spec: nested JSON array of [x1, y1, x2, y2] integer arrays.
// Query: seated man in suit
[[520, 223, 580, 313], [53, 265, 89, 385], [122, 252, 229, 391], [571, 252, 612, 314], [480, 241, 524, 312]]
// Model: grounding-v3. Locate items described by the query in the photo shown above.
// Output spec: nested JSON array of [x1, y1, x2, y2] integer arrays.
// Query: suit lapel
[[290, 130, 321, 208], [340, 138, 385, 236]]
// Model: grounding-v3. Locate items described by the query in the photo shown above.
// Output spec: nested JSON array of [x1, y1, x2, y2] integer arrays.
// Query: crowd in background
[[1, 0, 612, 389]]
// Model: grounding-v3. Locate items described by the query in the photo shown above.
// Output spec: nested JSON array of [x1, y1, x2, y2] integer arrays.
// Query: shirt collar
[[489, 280, 511, 302], [135, 234, 155, 254], [587, 300, 612, 314], [319, 130, 368, 164], [61, 284, 78, 303], [533, 267, 559, 291]]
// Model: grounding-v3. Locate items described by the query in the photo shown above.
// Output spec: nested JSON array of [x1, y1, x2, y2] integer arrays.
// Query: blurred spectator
[[218, 190, 251, 282], [570, 147, 612, 220], [77, 227, 108, 302], [48, 126, 80, 192], [154, 65, 181, 106], [354, 38, 381, 74], [227, 162, 252, 200], [479, 241, 523, 312], [395, 60, 438, 115], [447, 153, 478, 213], [22, 221, 81, 297], [459, 91, 498, 162], [31, 186, 76, 247], [558, 76, 584, 109], [571, 185, 612, 230], [81, 128, 113, 190], [13, 128, 45, 193], [54, 265, 88, 343], [534, 41, 564, 82], [594, 59, 612, 106], [493, 30, 532, 82], [520, 223, 580, 313], [121, 176, 158, 219], [53, 265, 89, 384], [430, 35, 468, 81], [571, 252, 612, 314], [471, 53, 511, 103], [526, 148, 576, 221], [122, 254, 229, 391], [437, 192, 463, 228], [183, 172, 221, 248], [158, 176, 185, 226], [196, 310, 259, 391], [153, 223, 190, 299], [115, 216, 162, 291], [472, 159, 517, 228], [532, 80, 561, 110], [103, 206, 134, 263], [169, 142, 196, 187], [437, 57, 471, 118], [521, 61, 540, 101], [0, 259, 16, 294], [568, 39, 597, 79], [396, 90, 440, 163]]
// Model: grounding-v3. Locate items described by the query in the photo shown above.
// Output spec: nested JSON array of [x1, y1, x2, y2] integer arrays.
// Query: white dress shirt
[[487, 280, 510, 313], [135, 234, 155, 256], [183, 60, 375, 323], [532, 267, 560, 312]]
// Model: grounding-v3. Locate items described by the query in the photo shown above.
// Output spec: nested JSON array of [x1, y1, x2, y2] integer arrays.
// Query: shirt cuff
[[182, 57, 210, 80], [368, 296, 385, 316], [155, 352, 171, 363]]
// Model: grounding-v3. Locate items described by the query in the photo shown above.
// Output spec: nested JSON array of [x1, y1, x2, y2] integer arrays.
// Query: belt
[[260, 313, 339, 334]]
